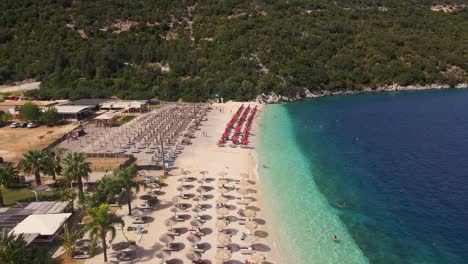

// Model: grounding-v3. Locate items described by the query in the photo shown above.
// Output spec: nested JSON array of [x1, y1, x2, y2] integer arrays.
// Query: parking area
[[0, 123, 78, 164]]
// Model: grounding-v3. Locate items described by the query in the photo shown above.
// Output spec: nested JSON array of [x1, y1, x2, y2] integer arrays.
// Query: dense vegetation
[[0, 0, 467, 101]]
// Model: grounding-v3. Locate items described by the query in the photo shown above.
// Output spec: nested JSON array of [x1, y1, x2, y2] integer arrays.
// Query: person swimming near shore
[[333, 235, 338, 241], [336, 202, 347, 208]]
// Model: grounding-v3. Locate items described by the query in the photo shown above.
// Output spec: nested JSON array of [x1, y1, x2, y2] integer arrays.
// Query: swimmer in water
[[333, 235, 338, 241]]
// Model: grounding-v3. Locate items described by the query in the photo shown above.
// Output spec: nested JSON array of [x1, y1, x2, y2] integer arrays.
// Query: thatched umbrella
[[192, 207, 203, 217], [186, 252, 202, 262], [238, 197, 252, 206], [193, 196, 202, 206], [216, 219, 229, 230], [217, 171, 228, 179], [240, 172, 249, 178], [132, 208, 146, 217], [245, 234, 257, 245], [187, 233, 201, 246], [171, 206, 184, 216], [159, 234, 174, 246], [237, 188, 250, 196], [239, 179, 249, 188], [216, 196, 228, 204], [245, 220, 258, 233], [196, 187, 205, 195], [190, 219, 204, 228], [217, 207, 230, 217], [218, 179, 228, 186], [215, 249, 232, 263], [155, 250, 170, 262], [244, 209, 256, 218], [218, 187, 229, 195], [164, 217, 177, 231], [250, 252, 266, 263], [172, 196, 180, 206], [217, 234, 231, 245]]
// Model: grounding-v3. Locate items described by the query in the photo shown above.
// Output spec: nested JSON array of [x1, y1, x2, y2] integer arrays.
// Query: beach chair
[[176, 215, 185, 222], [241, 249, 254, 255]]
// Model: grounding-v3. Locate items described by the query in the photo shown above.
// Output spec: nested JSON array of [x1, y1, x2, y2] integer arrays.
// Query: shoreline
[[256, 83, 468, 103]]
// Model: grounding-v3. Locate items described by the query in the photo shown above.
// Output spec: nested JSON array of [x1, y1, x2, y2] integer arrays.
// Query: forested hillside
[[0, 0, 467, 101]]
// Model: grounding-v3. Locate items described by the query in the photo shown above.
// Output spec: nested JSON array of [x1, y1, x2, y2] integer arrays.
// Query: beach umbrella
[[159, 234, 174, 246], [244, 209, 256, 218], [250, 252, 266, 263], [218, 179, 228, 186], [190, 219, 204, 228], [240, 172, 249, 178], [186, 252, 202, 261], [196, 187, 205, 194], [215, 249, 232, 262], [217, 207, 230, 217], [245, 234, 257, 245], [245, 220, 258, 232], [187, 233, 201, 246], [217, 234, 231, 245], [238, 197, 252, 206], [216, 219, 229, 230], [132, 208, 146, 217], [155, 250, 170, 261], [192, 207, 203, 216], [164, 217, 177, 230], [216, 196, 228, 204], [172, 196, 180, 206], [239, 179, 249, 188], [237, 188, 250, 196], [193, 196, 202, 205], [171, 206, 184, 216], [218, 187, 230, 195]]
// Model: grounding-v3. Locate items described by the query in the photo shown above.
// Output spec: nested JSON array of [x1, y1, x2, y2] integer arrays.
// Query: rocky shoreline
[[255, 83, 468, 104]]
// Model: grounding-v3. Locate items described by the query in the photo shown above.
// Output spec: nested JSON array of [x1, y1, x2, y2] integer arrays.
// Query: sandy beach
[[83, 101, 278, 264]]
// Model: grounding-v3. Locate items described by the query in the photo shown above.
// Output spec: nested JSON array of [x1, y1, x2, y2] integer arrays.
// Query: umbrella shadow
[[200, 214, 212, 221], [167, 258, 183, 264], [201, 204, 212, 210], [252, 243, 271, 252], [139, 194, 152, 200], [228, 243, 240, 252], [154, 201, 173, 211], [225, 228, 238, 236], [144, 216, 156, 223], [254, 230, 269, 238], [200, 227, 213, 235], [203, 194, 214, 200], [175, 227, 189, 235], [254, 218, 266, 225], [133, 242, 161, 262], [153, 190, 166, 196], [226, 216, 238, 222], [179, 214, 192, 221], [246, 205, 260, 212], [172, 242, 185, 251], [227, 205, 237, 210], [199, 242, 211, 250]]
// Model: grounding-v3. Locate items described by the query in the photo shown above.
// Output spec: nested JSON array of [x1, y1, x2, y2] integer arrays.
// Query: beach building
[[55, 105, 95, 121], [0, 201, 73, 244], [0, 100, 58, 115], [100, 100, 149, 113], [94, 112, 117, 127]]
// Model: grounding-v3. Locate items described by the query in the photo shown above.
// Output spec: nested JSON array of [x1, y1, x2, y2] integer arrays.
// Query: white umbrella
[[251, 252, 266, 263], [245, 220, 258, 232], [244, 209, 256, 218], [216, 196, 228, 204], [216, 219, 229, 230], [217, 234, 231, 245], [215, 249, 232, 262], [217, 207, 230, 216]]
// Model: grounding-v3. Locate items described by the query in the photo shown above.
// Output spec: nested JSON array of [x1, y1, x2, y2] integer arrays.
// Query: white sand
[[84, 101, 278, 264]]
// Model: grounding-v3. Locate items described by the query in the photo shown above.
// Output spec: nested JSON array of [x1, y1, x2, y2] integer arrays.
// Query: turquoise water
[[256, 104, 368, 264], [256, 90, 468, 264]]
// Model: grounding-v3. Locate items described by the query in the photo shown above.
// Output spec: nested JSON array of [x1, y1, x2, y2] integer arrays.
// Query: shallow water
[[257, 89, 468, 264]]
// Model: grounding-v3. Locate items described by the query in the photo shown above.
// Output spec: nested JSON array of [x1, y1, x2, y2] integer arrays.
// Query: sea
[[256, 89, 468, 264]]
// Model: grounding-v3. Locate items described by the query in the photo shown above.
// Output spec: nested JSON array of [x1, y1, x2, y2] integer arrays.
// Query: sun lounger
[[193, 216, 206, 223], [191, 230, 205, 236], [179, 194, 190, 199], [191, 245, 205, 253], [166, 230, 179, 236], [176, 215, 185, 221], [217, 244, 228, 249], [132, 219, 145, 224], [73, 250, 90, 259], [162, 244, 178, 251], [241, 249, 254, 255], [240, 245, 253, 250]]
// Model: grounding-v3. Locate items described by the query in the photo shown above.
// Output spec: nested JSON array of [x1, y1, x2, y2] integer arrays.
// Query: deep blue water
[[285, 90, 468, 264]]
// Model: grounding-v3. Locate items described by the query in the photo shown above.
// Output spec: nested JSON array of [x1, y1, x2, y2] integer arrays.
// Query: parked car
[[19, 123, 28, 128], [10, 122, 20, 128], [27, 122, 38, 128]]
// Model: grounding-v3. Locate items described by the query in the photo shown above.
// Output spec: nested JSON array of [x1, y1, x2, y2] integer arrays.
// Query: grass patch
[[2, 188, 59, 206], [117, 115, 136, 125], [149, 104, 165, 110]]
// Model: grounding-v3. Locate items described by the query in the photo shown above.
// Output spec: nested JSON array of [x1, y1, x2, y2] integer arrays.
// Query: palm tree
[[114, 165, 142, 215], [62, 152, 91, 204], [88, 177, 119, 208], [0, 164, 18, 207], [19, 150, 43, 185], [82, 204, 123, 262], [0, 228, 30, 264], [41, 150, 62, 181], [59, 223, 81, 258]]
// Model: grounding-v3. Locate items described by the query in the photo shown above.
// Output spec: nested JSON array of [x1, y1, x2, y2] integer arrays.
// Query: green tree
[[59, 223, 81, 258], [42, 107, 60, 126], [0, 229, 30, 264], [89, 177, 119, 208], [62, 152, 91, 204], [19, 150, 43, 185], [0, 164, 18, 207], [42, 150, 62, 181], [114, 165, 142, 215], [19, 102, 41, 123], [82, 204, 124, 262]]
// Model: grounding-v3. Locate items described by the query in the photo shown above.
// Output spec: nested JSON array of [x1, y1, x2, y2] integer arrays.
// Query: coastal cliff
[[255, 83, 468, 104]]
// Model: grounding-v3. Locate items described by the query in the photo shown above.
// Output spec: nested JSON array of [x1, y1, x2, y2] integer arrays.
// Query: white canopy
[[9, 213, 71, 236]]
